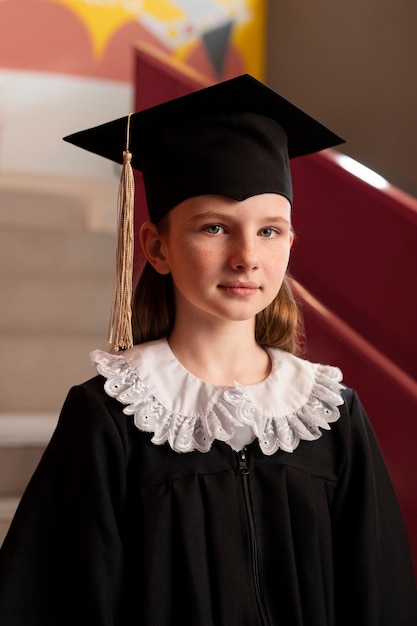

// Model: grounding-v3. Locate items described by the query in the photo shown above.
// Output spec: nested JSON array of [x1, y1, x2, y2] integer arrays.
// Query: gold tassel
[[107, 115, 135, 352]]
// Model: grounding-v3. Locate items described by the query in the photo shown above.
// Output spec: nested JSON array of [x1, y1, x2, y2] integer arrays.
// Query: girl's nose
[[230, 235, 259, 271]]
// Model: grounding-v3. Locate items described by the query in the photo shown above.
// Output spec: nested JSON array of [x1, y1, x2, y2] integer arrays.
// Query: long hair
[[132, 261, 304, 355]]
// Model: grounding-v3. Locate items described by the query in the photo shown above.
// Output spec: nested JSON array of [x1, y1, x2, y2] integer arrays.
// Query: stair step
[[0, 445, 46, 496], [0, 413, 58, 545], [0, 275, 113, 334], [0, 413, 58, 446], [0, 187, 87, 232], [0, 229, 115, 278], [0, 413, 58, 494], [0, 333, 105, 412], [0, 497, 20, 546]]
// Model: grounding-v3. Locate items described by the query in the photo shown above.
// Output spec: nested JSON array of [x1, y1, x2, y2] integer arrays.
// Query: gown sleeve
[[332, 388, 417, 626], [0, 379, 129, 626]]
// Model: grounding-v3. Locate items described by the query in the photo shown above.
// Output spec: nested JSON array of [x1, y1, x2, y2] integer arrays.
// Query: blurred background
[[0, 0, 416, 572]]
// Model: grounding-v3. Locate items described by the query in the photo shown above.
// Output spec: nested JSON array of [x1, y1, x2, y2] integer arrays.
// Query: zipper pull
[[238, 448, 249, 475]]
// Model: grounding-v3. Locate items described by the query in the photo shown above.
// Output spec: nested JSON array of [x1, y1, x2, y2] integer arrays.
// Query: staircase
[[0, 175, 116, 545]]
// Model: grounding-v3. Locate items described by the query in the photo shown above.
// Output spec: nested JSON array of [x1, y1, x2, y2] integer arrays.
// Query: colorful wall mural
[[0, 0, 266, 181]]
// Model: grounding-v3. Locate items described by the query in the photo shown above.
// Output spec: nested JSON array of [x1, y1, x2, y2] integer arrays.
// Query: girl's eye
[[204, 224, 224, 235], [258, 228, 278, 238]]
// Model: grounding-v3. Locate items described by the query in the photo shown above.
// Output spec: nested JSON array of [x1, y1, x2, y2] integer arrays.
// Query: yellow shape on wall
[[43, 0, 140, 58], [45, 0, 265, 76]]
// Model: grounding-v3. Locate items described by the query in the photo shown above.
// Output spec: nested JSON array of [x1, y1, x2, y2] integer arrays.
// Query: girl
[[0, 74, 416, 625]]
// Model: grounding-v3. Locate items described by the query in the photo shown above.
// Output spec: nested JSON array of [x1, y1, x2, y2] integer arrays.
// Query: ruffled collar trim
[[90, 338, 344, 455]]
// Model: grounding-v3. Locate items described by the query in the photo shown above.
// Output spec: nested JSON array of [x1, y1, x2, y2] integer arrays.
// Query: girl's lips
[[218, 281, 260, 296]]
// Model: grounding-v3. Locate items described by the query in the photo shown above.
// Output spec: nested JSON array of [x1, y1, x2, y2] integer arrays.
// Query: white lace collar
[[90, 338, 344, 456]]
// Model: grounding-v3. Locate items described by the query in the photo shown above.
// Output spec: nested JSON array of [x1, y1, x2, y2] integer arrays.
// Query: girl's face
[[144, 193, 293, 328]]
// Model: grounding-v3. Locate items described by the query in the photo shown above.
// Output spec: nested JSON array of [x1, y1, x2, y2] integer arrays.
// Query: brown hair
[[131, 262, 304, 356]]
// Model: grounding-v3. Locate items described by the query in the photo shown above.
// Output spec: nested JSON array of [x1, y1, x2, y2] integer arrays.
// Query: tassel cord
[[107, 143, 135, 352]]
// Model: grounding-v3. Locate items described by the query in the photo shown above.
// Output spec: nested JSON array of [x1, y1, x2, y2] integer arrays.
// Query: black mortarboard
[[64, 74, 344, 221], [63, 74, 344, 351]]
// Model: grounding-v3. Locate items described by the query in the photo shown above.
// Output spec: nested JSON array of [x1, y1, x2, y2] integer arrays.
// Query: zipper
[[237, 448, 270, 626]]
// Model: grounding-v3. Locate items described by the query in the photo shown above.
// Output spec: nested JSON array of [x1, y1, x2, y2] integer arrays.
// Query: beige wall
[[266, 0, 417, 198]]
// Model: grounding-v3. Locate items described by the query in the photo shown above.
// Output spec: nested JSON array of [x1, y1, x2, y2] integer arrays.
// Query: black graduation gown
[[0, 374, 416, 626]]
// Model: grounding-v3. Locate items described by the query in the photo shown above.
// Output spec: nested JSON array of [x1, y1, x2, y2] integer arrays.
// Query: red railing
[[290, 150, 417, 576]]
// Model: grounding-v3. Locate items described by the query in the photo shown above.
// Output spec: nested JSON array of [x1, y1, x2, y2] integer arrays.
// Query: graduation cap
[[63, 74, 344, 351]]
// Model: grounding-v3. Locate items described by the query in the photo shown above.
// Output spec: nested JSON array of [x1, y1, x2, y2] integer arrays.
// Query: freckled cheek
[[169, 241, 215, 280], [265, 252, 291, 284], [181, 242, 217, 266], [267, 248, 291, 268]]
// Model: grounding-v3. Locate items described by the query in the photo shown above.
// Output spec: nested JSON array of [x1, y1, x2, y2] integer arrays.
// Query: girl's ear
[[139, 222, 171, 275], [289, 228, 295, 250]]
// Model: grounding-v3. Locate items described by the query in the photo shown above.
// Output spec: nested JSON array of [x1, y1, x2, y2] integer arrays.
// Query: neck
[[168, 317, 271, 386]]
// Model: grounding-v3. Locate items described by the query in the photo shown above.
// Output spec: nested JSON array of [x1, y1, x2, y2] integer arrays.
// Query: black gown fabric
[[0, 375, 416, 625]]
